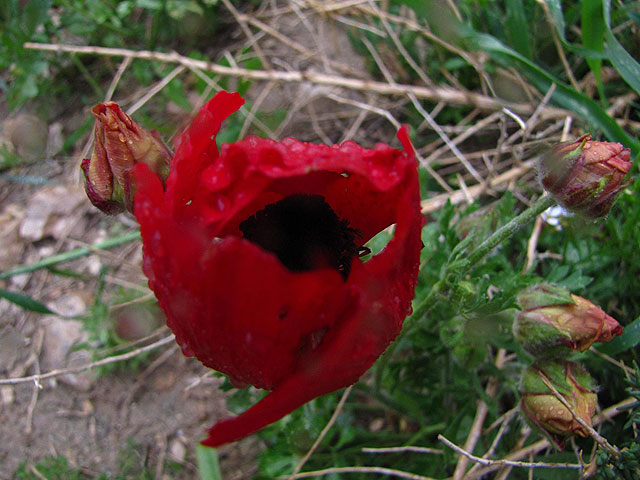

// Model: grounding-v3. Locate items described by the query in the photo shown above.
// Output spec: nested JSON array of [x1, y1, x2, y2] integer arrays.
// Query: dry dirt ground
[[0, 161, 260, 478], [0, 5, 374, 478]]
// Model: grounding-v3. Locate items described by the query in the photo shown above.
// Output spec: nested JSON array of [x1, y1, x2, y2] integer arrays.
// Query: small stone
[[41, 317, 87, 370], [369, 418, 384, 432], [169, 438, 186, 462]]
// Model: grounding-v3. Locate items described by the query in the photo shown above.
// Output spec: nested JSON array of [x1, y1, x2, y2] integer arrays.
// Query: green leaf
[[543, 0, 565, 39], [0, 288, 56, 315], [464, 29, 640, 156], [596, 316, 640, 355], [23, 0, 50, 36], [541, 0, 606, 58], [603, 0, 640, 97], [196, 444, 222, 480], [505, 0, 532, 59], [582, 0, 605, 102], [165, 77, 192, 112]]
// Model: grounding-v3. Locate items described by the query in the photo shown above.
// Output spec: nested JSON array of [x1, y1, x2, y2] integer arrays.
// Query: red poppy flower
[[133, 91, 424, 447]]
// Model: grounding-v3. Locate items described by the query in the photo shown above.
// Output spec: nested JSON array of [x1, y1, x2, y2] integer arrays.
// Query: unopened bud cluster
[[514, 283, 623, 449]]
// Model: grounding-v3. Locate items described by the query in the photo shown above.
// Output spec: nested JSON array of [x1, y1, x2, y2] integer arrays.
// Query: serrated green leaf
[[0, 288, 56, 315]]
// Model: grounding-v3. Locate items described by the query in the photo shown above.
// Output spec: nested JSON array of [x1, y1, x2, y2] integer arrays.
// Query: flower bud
[[539, 134, 632, 218], [520, 360, 597, 449], [81, 102, 172, 214], [514, 283, 622, 356]]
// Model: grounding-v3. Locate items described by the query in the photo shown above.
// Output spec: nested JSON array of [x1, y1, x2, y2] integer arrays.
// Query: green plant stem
[[465, 194, 556, 269], [376, 195, 557, 387], [0, 230, 140, 279], [413, 194, 555, 328]]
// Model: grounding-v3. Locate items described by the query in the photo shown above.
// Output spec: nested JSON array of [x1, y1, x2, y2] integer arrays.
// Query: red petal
[[134, 93, 424, 446], [166, 91, 245, 216]]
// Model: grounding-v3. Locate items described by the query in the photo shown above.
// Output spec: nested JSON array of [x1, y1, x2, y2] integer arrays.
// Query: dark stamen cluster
[[240, 194, 362, 280]]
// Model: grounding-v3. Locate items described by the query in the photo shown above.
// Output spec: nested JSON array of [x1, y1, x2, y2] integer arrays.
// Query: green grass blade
[[0, 230, 140, 280], [543, 0, 566, 39], [541, 0, 605, 57], [196, 444, 222, 480], [465, 30, 640, 155], [0, 288, 57, 315], [505, 0, 532, 59], [582, 0, 606, 102], [603, 0, 640, 97]]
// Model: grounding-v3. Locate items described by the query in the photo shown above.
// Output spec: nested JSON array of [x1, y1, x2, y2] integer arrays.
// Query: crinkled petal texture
[[134, 91, 424, 447]]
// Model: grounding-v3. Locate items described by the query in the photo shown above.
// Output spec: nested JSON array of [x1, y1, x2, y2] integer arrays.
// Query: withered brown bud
[[81, 102, 172, 214]]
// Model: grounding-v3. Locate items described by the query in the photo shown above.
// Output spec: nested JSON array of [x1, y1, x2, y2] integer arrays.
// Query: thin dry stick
[[420, 159, 537, 214], [591, 349, 636, 376], [302, 0, 373, 14], [367, 0, 433, 86], [341, 101, 370, 142], [220, 0, 272, 69], [0, 335, 175, 386], [240, 80, 276, 138], [361, 31, 484, 187], [362, 446, 444, 455], [439, 434, 582, 470], [25, 328, 45, 435], [354, 4, 496, 97], [452, 349, 507, 480], [104, 55, 132, 102], [409, 92, 486, 187], [536, 0, 580, 92], [422, 111, 504, 164], [473, 407, 519, 469], [326, 92, 401, 129], [538, 371, 620, 457], [184, 62, 276, 139], [523, 215, 545, 272], [23, 42, 569, 117], [464, 397, 637, 480], [289, 385, 354, 477], [285, 466, 437, 480], [127, 65, 186, 115]]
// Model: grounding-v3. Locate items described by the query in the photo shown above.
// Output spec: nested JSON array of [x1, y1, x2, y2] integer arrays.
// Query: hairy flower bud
[[520, 360, 597, 449], [81, 102, 172, 214], [514, 283, 623, 356], [539, 134, 632, 218]]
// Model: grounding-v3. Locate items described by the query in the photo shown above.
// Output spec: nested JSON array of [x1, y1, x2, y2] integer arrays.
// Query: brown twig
[[362, 446, 444, 455], [439, 434, 583, 470], [538, 371, 620, 457], [0, 335, 175, 386], [466, 397, 635, 479], [420, 159, 537, 214], [23, 42, 569, 117], [289, 386, 353, 477], [452, 349, 507, 480], [284, 466, 437, 479]]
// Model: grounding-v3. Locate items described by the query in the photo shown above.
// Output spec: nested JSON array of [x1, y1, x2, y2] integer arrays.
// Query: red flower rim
[[134, 91, 424, 446]]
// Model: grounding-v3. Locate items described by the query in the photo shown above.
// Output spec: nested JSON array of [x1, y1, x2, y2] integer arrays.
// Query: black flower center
[[239, 194, 364, 280]]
